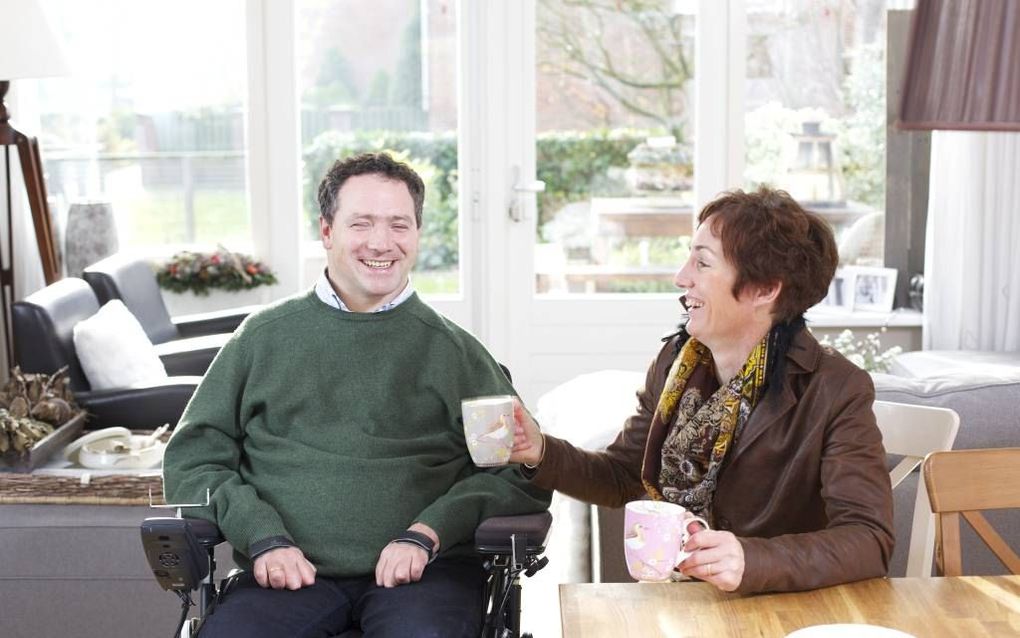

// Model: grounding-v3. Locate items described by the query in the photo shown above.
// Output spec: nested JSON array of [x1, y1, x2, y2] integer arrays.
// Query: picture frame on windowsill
[[845, 266, 898, 313], [820, 267, 855, 311]]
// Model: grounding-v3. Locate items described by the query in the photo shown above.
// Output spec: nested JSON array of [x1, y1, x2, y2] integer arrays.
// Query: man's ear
[[320, 216, 333, 248]]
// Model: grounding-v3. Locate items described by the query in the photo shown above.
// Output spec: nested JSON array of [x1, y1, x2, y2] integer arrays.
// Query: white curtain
[[924, 131, 1020, 350]]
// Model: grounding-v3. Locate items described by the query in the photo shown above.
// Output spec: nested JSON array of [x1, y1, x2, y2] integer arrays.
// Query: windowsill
[[805, 307, 922, 328]]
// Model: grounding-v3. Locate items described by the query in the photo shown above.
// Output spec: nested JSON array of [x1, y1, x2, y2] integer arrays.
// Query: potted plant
[[155, 246, 277, 315], [624, 136, 693, 195]]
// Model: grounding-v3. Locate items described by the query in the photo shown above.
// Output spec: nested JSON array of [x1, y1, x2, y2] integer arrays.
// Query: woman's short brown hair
[[698, 186, 838, 323]]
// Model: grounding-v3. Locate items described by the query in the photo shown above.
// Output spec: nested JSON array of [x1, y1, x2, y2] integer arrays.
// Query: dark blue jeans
[[197, 557, 486, 638]]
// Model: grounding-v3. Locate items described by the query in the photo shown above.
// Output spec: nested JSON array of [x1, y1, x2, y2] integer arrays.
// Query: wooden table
[[560, 576, 1020, 637], [590, 197, 694, 238]]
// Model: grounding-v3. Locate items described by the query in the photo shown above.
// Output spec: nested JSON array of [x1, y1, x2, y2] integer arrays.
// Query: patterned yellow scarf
[[647, 334, 769, 522]]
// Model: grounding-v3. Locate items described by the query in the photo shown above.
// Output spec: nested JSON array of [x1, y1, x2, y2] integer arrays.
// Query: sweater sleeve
[[736, 367, 895, 593], [412, 345, 552, 551], [162, 327, 293, 557]]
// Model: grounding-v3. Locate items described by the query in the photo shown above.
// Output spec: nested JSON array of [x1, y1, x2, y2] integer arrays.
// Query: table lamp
[[0, 0, 70, 367]]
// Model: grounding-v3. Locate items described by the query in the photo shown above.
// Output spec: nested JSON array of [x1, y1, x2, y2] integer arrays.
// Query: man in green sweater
[[163, 153, 550, 638]]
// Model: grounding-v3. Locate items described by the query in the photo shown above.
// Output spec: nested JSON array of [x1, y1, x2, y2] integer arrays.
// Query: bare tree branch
[[538, 0, 693, 130]]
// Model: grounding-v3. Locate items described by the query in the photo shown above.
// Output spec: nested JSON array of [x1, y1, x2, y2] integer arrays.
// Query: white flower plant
[[816, 329, 903, 373]]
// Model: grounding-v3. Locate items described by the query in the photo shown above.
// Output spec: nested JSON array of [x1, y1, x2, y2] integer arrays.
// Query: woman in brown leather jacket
[[511, 186, 894, 594]]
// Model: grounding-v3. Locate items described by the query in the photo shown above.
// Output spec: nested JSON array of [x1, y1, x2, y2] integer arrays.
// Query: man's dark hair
[[317, 152, 426, 227]]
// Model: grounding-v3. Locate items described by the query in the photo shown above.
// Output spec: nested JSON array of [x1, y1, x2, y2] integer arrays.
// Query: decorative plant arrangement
[[156, 246, 277, 296], [624, 136, 693, 194], [0, 367, 79, 456], [818, 329, 903, 373]]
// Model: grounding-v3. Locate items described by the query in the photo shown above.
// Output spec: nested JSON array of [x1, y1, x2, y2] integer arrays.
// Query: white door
[[467, 1, 744, 404]]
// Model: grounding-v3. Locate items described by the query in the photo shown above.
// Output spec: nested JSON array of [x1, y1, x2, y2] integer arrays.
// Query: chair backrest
[[83, 254, 178, 344], [873, 400, 960, 577], [923, 448, 1020, 576], [12, 277, 99, 392]]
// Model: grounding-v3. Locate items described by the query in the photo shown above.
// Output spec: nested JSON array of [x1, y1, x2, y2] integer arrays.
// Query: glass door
[[498, 0, 710, 403], [533, 0, 697, 296]]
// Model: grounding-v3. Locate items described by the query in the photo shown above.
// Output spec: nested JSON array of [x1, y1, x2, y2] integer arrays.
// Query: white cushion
[[535, 370, 645, 451], [73, 300, 168, 390], [889, 350, 1020, 379]]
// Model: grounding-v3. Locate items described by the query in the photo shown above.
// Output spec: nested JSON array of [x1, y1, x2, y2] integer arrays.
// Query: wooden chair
[[873, 400, 959, 577], [922, 448, 1020, 576]]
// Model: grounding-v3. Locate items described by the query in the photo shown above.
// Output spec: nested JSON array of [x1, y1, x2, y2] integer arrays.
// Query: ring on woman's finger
[[707, 563, 713, 577]]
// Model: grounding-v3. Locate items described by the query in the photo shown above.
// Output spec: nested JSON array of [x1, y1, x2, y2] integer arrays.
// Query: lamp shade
[[0, 0, 70, 80], [898, 0, 1020, 131]]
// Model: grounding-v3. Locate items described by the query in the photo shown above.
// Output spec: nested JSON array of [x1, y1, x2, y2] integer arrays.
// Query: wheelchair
[[141, 511, 551, 638]]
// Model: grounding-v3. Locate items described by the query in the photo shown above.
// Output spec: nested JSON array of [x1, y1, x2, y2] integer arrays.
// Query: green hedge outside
[[303, 129, 656, 271]]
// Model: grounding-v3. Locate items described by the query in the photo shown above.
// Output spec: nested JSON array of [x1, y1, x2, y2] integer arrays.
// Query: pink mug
[[623, 500, 710, 582]]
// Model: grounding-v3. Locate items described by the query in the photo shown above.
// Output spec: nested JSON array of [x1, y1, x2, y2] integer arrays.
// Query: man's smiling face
[[320, 173, 420, 312]]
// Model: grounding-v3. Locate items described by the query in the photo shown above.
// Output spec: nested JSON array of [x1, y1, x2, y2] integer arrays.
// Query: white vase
[[65, 201, 118, 277], [161, 287, 271, 316]]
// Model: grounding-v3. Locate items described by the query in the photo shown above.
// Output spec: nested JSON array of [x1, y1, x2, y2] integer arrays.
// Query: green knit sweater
[[162, 290, 550, 577]]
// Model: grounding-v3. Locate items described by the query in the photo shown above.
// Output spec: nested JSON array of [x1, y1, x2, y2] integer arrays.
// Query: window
[[34, 0, 250, 252], [533, 0, 697, 294], [744, 0, 887, 268], [297, 0, 460, 294]]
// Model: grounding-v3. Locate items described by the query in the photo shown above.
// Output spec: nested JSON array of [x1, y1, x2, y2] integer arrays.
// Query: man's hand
[[253, 546, 316, 590], [509, 398, 544, 466], [375, 522, 441, 588], [678, 529, 745, 592]]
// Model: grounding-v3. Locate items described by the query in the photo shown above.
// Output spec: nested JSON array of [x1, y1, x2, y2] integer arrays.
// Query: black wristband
[[391, 529, 437, 564], [249, 535, 295, 560]]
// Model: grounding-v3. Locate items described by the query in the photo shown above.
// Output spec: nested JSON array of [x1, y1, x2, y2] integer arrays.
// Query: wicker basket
[[0, 472, 164, 505]]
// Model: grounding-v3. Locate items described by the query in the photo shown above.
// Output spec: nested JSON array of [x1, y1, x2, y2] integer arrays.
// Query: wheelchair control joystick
[[141, 490, 223, 637]]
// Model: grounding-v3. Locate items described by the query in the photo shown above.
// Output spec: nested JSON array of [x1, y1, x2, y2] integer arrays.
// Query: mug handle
[[671, 516, 712, 573], [680, 515, 711, 547]]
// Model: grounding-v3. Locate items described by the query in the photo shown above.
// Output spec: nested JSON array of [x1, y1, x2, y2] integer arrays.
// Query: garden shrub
[[303, 128, 660, 271]]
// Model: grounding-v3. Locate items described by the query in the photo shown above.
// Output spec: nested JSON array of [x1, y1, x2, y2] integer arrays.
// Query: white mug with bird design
[[462, 395, 515, 466]]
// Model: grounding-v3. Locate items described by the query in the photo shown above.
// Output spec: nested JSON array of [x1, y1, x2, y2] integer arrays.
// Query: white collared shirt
[[314, 269, 415, 313]]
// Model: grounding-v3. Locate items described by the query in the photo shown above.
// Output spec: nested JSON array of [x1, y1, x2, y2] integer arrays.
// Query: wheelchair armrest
[[474, 511, 552, 556], [181, 517, 225, 548], [141, 517, 225, 592]]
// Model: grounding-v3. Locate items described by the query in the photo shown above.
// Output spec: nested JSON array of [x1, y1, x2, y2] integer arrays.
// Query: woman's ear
[[755, 280, 782, 309]]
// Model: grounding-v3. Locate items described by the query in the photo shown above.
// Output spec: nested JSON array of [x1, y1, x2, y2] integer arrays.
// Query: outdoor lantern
[[785, 120, 845, 206]]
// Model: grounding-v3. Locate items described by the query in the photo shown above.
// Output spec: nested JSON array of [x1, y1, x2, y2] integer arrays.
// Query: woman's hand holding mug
[[509, 398, 545, 467], [677, 527, 745, 592]]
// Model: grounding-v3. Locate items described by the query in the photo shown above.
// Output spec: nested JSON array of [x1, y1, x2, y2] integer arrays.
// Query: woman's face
[[674, 218, 763, 346]]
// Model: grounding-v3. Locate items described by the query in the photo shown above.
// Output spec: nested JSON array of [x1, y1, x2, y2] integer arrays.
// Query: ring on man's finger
[[269, 567, 283, 573]]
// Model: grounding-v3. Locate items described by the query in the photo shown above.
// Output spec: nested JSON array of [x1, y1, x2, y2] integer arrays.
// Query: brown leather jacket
[[530, 328, 894, 593]]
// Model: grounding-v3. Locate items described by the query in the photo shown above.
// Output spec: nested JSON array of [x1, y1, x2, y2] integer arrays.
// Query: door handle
[[509, 166, 546, 222]]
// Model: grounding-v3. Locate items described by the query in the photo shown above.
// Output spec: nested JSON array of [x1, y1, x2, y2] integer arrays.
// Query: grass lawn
[[414, 269, 459, 294], [120, 189, 251, 248]]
